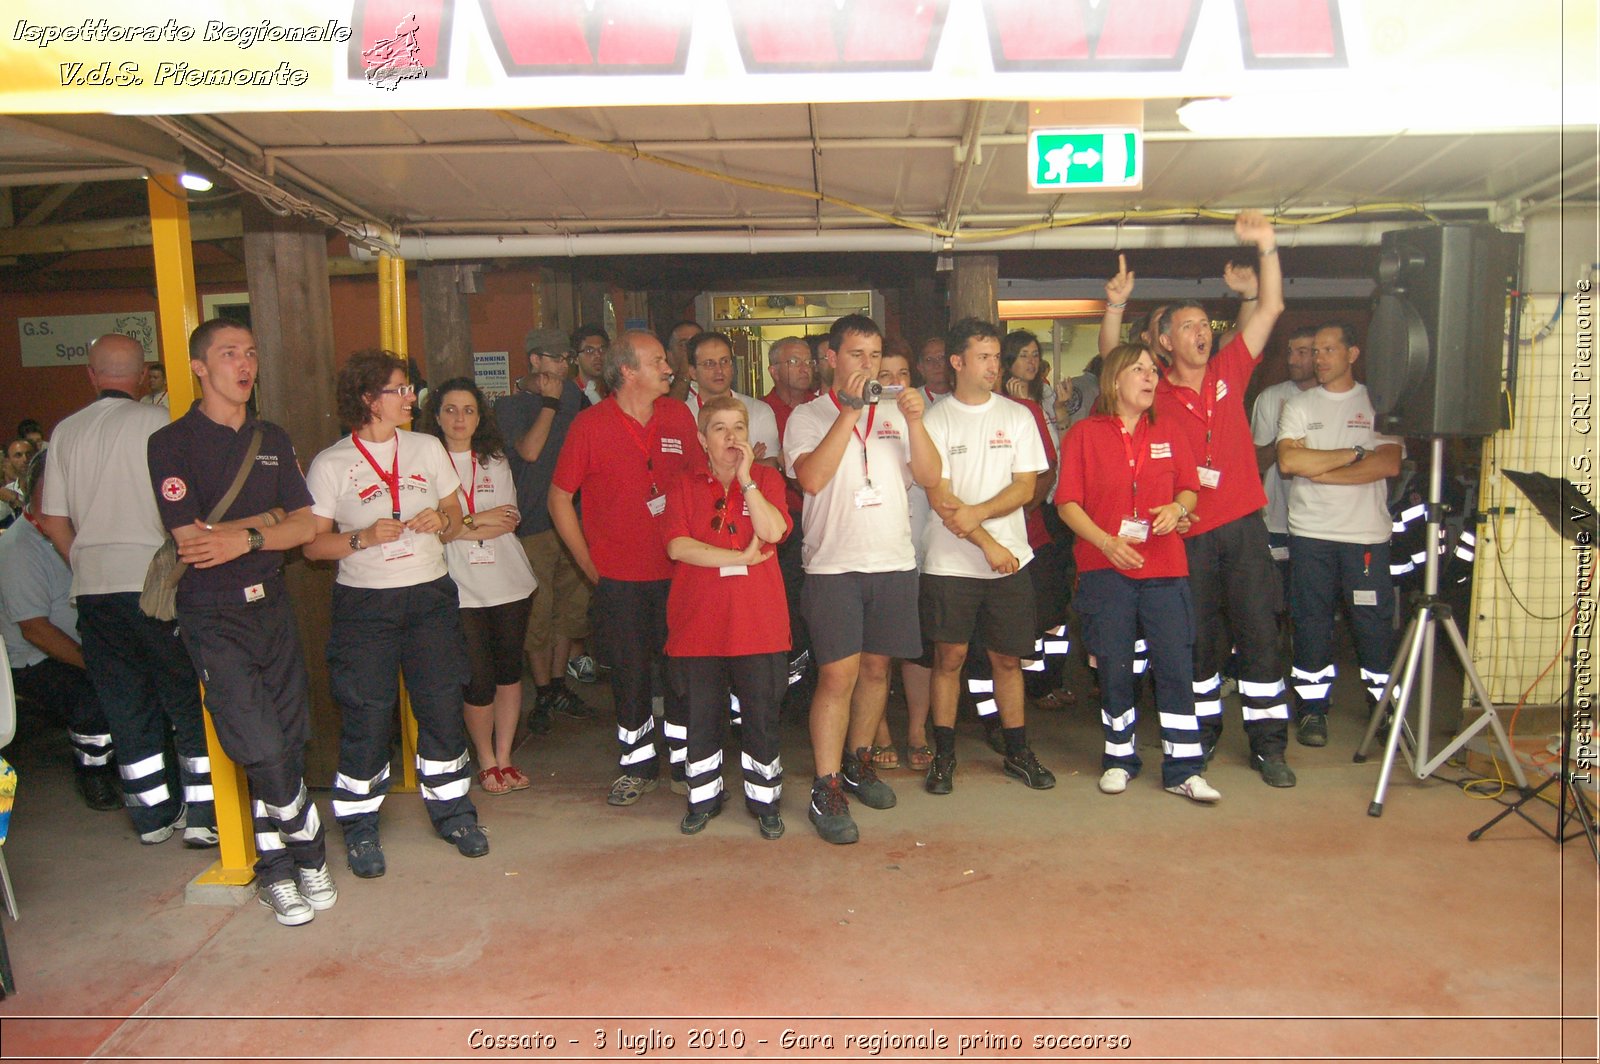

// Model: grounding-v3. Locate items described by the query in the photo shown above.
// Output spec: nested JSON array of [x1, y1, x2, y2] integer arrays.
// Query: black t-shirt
[[147, 407, 314, 608], [493, 380, 585, 536]]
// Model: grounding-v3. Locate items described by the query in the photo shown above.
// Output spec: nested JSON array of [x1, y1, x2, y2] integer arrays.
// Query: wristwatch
[[462, 512, 476, 531], [245, 528, 264, 552], [1350, 445, 1368, 465], [348, 530, 363, 552]]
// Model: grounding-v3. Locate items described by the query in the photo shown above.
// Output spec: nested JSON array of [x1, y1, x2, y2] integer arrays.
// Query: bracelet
[[1259, 246, 1278, 256], [1105, 300, 1127, 309], [1176, 501, 1189, 518], [1239, 295, 1258, 302], [437, 511, 454, 537], [1101, 534, 1113, 553], [348, 530, 363, 552], [539, 396, 561, 412], [740, 481, 759, 493]]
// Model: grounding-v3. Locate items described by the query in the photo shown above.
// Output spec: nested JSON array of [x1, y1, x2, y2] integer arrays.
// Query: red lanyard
[[448, 451, 478, 515], [614, 401, 660, 494], [351, 433, 401, 518], [828, 391, 877, 485], [21, 509, 45, 536], [1174, 373, 1217, 464], [1120, 418, 1150, 515]]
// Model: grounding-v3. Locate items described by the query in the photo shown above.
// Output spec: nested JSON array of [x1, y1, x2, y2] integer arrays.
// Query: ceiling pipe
[[349, 221, 1412, 261], [0, 167, 148, 187]]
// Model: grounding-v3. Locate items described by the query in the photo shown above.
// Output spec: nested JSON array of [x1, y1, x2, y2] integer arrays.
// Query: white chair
[[0, 639, 18, 921]]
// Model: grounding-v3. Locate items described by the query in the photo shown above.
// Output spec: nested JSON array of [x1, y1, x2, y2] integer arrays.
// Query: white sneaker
[[182, 825, 220, 849], [1165, 775, 1222, 803], [1098, 768, 1130, 794], [296, 864, 338, 911], [258, 879, 314, 926], [138, 802, 187, 845]]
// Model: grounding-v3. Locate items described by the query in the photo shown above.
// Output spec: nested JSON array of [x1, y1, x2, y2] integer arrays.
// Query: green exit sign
[[1028, 128, 1143, 191]]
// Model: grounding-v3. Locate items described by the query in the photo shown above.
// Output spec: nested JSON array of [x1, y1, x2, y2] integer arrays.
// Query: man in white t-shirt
[[683, 332, 781, 466], [919, 319, 1054, 795], [1251, 326, 1318, 581], [783, 314, 939, 844], [1276, 323, 1404, 748], [36, 333, 216, 847]]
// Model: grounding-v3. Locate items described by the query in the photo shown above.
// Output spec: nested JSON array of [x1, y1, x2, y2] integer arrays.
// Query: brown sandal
[[477, 767, 510, 794], [869, 744, 901, 770], [907, 744, 933, 770]]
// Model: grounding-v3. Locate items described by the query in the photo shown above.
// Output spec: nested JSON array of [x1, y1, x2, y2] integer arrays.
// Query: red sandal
[[500, 766, 532, 791], [477, 767, 510, 794]]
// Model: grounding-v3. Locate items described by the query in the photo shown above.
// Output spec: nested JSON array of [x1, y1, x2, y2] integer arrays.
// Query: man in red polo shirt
[[550, 331, 707, 806], [1153, 210, 1296, 789]]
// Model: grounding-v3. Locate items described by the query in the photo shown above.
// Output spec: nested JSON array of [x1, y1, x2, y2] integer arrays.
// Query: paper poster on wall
[[17, 312, 159, 367], [474, 351, 511, 399]]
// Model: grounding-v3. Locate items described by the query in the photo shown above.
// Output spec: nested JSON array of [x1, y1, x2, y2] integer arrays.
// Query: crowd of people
[[0, 211, 1411, 927]]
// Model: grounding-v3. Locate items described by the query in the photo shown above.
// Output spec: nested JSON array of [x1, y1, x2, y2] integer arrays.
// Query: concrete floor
[[0, 661, 1595, 1064]]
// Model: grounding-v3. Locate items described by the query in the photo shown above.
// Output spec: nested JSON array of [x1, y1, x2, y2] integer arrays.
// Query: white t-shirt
[[39, 396, 170, 597], [1277, 383, 1402, 545], [684, 389, 781, 460], [921, 393, 1049, 579], [441, 451, 538, 609], [306, 429, 461, 589], [1250, 379, 1308, 536], [783, 393, 916, 575]]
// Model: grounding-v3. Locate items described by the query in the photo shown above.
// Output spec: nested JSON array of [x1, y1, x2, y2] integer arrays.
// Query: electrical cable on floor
[[1456, 606, 1576, 802]]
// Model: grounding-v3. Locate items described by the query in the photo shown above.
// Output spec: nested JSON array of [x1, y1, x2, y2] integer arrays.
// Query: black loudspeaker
[[1365, 224, 1522, 437]]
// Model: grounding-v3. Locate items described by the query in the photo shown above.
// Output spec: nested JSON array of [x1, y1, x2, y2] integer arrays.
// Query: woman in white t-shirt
[[304, 350, 487, 878], [425, 378, 538, 796]]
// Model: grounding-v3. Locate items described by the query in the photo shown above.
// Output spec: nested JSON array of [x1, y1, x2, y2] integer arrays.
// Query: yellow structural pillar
[[146, 174, 256, 886], [377, 253, 422, 793]]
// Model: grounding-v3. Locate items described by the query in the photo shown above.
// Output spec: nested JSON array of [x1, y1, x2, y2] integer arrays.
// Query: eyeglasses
[[710, 496, 737, 535], [577, 345, 605, 356], [380, 384, 416, 397], [695, 357, 734, 370], [776, 358, 817, 368]]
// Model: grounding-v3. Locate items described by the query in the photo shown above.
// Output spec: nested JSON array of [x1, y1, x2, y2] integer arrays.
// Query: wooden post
[[950, 254, 999, 326], [419, 264, 474, 385]]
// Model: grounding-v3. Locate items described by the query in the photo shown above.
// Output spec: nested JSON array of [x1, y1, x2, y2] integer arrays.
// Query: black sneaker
[[1002, 746, 1056, 790], [925, 753, 956, 795], [808, 776, 858, 845], [841, 748, 897, 809], [346, 838, 386, 879], [76, 771, 121, 812], [445, 824, 490, 858], [1252, 753, 1298, 788], [756, 812, 785, 840], [680, 802, 723, 835], [527, 705, 553, 735], [547, 684, 595, 721], [1296, 714, 1328, 748]]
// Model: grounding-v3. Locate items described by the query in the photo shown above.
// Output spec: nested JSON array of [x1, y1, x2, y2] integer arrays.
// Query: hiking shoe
[[925, 753, 956, 795], [1098, 767, 1130, 794], [1296, 713, 1328, 748], [607, 774, 658, 806], [565, 655, 598, 684], [257, 879, 314, 927], [77, 771, 121, 812], [680, 803, 723, 835], [808, 775, 858, 845], [548, 685, 595, 721], [757, 812, 785, 840], [183, 825, 220, 849], [982, 719, 1006, 755], [841, 748, 897, 809], [446, 824, 490, 858], [1002, 746, 1056, 790], [346, 838, 386, 879], [139, 802, 187, 845], [296, 864, 338, 910], [1252, 754, 1298, 788], [1165, 775, 1223, 803]]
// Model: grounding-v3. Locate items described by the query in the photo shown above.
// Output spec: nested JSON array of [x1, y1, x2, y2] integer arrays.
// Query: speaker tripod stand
[[1353, 438, 1528, 814]]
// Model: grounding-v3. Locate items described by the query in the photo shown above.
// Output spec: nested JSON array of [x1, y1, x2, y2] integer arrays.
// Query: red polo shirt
[[662, 463, 792, 657], [552, 395, 706, 582], [1154, 333, 1267, 536], [1056, 413, 1199, 579], [763, 387, 814, 515], [1005, 394, 1057, 550]]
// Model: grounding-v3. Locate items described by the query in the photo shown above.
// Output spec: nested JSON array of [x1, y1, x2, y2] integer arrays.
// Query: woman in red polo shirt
[[1055, 343, 1219, 804], [663, 395, 792, 839]]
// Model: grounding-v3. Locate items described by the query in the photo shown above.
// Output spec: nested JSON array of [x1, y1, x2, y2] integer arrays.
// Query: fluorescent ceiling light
[[178, 171, 214, 192]]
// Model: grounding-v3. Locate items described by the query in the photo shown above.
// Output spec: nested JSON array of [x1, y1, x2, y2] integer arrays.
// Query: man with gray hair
[[36, 333, 218, 846], [550, 331, 706, 805], [494, 327, 593, 727]]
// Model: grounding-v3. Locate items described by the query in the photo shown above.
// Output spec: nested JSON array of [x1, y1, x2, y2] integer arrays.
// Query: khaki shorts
[[522, 529, 592, 651]]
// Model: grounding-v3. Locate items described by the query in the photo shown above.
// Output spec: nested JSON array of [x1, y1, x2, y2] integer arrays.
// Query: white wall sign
[[17, 312, 159, 367], [473, 351, 511, 400]]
